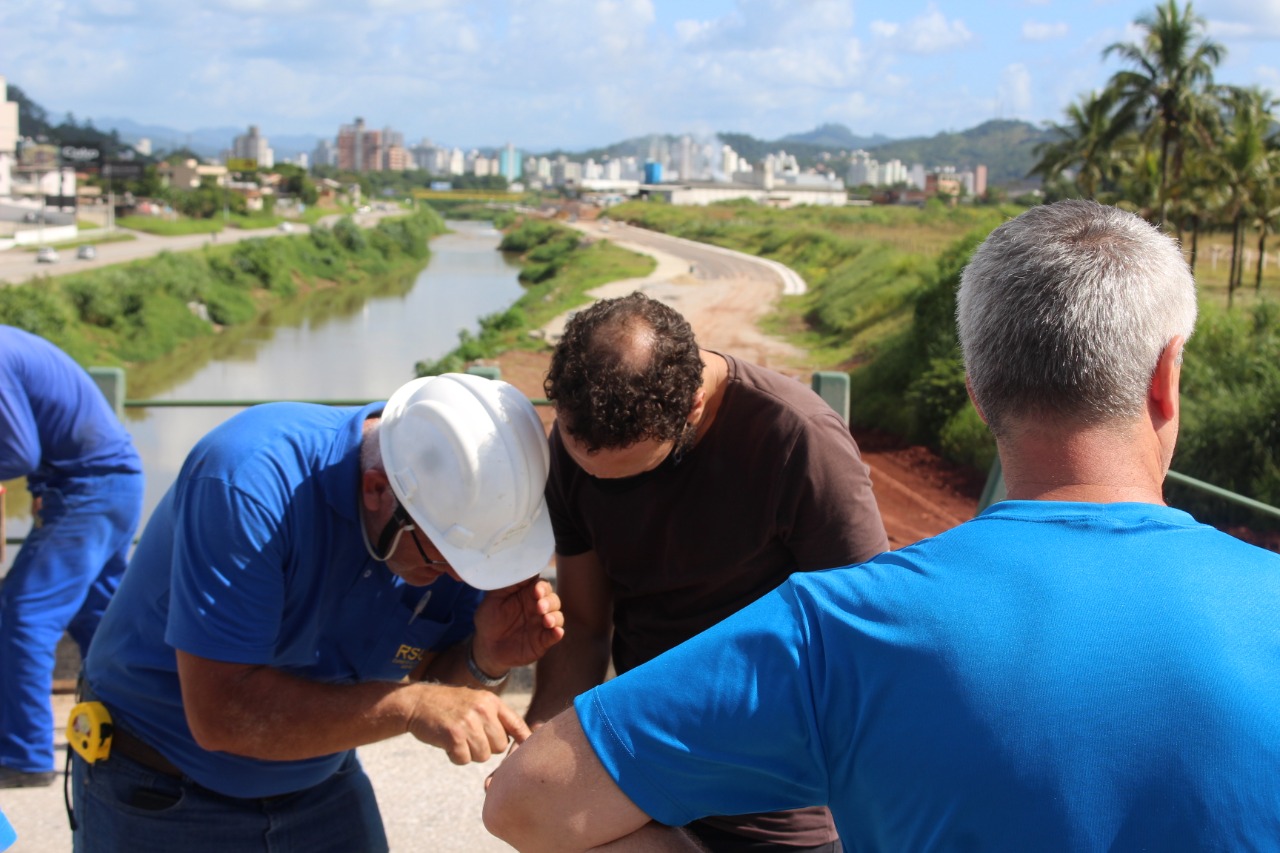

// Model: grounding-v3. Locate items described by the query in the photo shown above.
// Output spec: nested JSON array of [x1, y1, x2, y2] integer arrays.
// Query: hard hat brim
[[425, 509, 554, 591]]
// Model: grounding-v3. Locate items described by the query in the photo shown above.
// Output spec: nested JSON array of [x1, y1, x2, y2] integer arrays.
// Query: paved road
[[577, 220, 806, 295]]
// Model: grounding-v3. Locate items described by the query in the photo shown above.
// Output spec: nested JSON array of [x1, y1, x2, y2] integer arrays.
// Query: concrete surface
[[0, 687, 530, 852]]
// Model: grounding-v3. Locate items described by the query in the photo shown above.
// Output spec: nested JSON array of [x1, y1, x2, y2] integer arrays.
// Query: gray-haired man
[[484, 200, 1280, 852]]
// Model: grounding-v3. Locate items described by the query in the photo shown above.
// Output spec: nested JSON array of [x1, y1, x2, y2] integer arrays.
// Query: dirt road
[[498, 219, 983, 549]]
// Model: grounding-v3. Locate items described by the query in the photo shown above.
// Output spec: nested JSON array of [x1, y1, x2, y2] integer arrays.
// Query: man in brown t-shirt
[[525, 292, 887, 852]]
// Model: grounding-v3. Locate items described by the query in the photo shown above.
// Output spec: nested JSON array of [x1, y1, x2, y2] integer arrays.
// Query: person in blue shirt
[[484, 200, 1280, 852], [0, 326, 144, 789], [74, 373, 564, 852]]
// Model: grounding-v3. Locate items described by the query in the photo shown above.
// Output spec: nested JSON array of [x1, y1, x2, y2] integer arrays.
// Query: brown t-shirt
[[547, 354, 888, 846]]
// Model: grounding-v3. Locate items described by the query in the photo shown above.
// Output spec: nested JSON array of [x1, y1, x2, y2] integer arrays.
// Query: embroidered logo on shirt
[[394, 645, 426, 669]]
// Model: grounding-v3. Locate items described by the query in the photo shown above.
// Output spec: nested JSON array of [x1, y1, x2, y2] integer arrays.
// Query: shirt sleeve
[[166, 476, 290, 663], [575, 582, 830, 826], [0, 378, 41, 481], [775, 411, 888, 569]]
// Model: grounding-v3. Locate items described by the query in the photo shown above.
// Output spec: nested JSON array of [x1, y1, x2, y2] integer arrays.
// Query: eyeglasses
[[392, 503, 450, 568]]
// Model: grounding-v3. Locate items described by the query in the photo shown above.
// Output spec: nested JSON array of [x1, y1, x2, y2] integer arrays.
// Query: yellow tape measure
[[66, 702, 113, 764]]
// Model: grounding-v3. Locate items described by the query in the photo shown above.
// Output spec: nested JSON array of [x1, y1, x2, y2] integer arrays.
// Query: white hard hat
[[379, 373, 554, 590]]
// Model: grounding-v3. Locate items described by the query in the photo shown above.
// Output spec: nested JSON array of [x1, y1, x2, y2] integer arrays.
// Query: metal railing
[[6, 370, 1278, 547]]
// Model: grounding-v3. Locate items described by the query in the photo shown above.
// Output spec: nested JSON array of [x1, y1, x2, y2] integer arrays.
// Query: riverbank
[[0, 208, 447, 378]]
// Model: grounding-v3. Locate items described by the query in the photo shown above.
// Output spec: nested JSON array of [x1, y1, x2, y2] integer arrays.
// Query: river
[[2, 220, 525, 560]]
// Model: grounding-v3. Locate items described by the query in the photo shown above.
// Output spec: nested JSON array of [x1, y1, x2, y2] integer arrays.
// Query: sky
[[2, 0, 1279, 153]]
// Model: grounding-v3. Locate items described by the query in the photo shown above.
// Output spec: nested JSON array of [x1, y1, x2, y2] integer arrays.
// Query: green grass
[[116, 216, 224, 236]]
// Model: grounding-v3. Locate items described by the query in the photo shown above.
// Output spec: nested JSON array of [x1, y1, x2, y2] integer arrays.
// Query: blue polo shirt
[[86, 402, 482, 798]]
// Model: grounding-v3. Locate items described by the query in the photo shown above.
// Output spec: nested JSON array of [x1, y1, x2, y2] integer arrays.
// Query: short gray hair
[[957, 200, 1196, 436]]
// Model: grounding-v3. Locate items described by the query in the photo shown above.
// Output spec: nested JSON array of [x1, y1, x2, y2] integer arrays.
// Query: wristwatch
[[466, 639, 508, 687]]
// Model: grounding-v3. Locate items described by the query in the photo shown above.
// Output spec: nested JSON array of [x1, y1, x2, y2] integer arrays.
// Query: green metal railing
[[976, 456, 1280, 522], [5, 369, 1278, 548]]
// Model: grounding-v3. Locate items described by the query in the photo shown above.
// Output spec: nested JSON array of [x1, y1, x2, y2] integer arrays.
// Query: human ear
[[361, 468, 392, 513], [1149, 336, 1184, 423]]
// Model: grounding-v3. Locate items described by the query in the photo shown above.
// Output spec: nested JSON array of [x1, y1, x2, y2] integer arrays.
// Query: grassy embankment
[[0, 208, 447, 387], [413, 216, 654, 377], [605, 199, 1280, 532]]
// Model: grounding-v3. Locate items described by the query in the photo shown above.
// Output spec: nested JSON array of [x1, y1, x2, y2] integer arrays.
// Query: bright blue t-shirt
[[0, 325, 141, 488], [86, 402, 483, 798], [578, 501, 1280, 850]]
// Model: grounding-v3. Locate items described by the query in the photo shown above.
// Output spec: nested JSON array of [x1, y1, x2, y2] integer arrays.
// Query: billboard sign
[[44, 195, 78, 209], [227, 157, 259, 172], [60, 143, 102, 167], [19, 144, 60, 170]]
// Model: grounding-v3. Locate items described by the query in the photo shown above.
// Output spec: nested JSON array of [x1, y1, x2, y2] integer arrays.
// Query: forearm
[[181, 663, 429, 760], [525, 629, 611, 725]]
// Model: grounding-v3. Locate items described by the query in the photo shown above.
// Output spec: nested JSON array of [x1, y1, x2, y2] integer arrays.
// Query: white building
[[0, 76, 17, 199], [232, 125, 274, 169]]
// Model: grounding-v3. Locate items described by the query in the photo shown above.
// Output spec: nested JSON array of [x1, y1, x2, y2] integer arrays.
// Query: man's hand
[[472, 577, 565, 675], [405, 682, 532, 765]]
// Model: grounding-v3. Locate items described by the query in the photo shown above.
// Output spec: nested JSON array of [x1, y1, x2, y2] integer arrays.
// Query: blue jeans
[[71, 749, 388, 852], [0, 472, 143, 772]]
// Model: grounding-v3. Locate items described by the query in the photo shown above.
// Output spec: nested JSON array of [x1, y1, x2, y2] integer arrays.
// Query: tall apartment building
[[312, 139, 338, 169], [337, 118, 383, 172], [498, 143, 522, 182], [381, 126, 410, 171], [232, 125, 274, 168]]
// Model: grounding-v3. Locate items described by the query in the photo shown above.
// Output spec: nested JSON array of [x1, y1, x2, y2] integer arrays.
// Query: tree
[[1212, 88, 1274, 305], [1104, 0, 1225, 223], [1030, 90, 1133, 200]]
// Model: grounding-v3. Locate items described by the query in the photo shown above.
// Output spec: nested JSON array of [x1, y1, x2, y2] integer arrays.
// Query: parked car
[[278, 222, 294, 233], [36, 246, 59, 264], [76, 244, 97, 260]]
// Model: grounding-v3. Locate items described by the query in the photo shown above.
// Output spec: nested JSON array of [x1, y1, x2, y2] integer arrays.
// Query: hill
[[782, 122, 891, 150], [10, 83, 144, 161], [866, 119, 1051, 185]]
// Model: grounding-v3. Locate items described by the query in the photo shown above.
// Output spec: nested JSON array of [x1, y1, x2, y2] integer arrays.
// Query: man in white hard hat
[[485, 201, 1280, 851], [74, 374, 562, 853]]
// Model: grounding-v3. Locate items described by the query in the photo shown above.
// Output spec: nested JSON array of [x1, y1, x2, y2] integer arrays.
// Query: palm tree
[[1213, 88, 1273, 306], [1104, 0, 1225, 223], [1249, 145, 1280, 291], [1030, 90, 1133, 199]]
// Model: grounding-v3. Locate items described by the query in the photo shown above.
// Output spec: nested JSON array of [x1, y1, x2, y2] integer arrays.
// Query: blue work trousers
[[0, 472, 143, 772], [71, 749, 388, 852]]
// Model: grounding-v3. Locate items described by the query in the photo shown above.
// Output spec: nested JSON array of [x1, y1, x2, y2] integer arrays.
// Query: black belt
[[76, 676, 184, 778], [110, 725, 184, 778]]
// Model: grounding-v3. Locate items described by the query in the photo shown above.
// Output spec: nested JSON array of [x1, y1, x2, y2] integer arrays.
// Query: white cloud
[[1022, 21, 1069, 41], [1202, 0, 1280, 38], [998, 63, 1033, 116], [870, 4, 972, 55]]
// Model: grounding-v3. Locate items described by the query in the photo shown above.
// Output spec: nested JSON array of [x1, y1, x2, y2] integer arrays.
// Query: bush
[[1177, 301, 1280, 520]]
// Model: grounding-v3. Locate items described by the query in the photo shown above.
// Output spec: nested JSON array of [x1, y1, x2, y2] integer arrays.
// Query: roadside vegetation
[[0, 208, 446, 375], [414, 218, 653, 377]]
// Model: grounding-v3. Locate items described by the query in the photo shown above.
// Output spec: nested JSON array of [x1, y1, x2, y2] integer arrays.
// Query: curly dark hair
[[545, 292, 704, 452]]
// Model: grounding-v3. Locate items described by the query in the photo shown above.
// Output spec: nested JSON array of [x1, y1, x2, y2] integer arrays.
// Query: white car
[[278, 222, 294, 233], [36, 246, 59, 264]]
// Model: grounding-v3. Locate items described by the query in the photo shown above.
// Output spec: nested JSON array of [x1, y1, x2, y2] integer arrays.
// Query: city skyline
[[3, 1, 1279, 152]]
